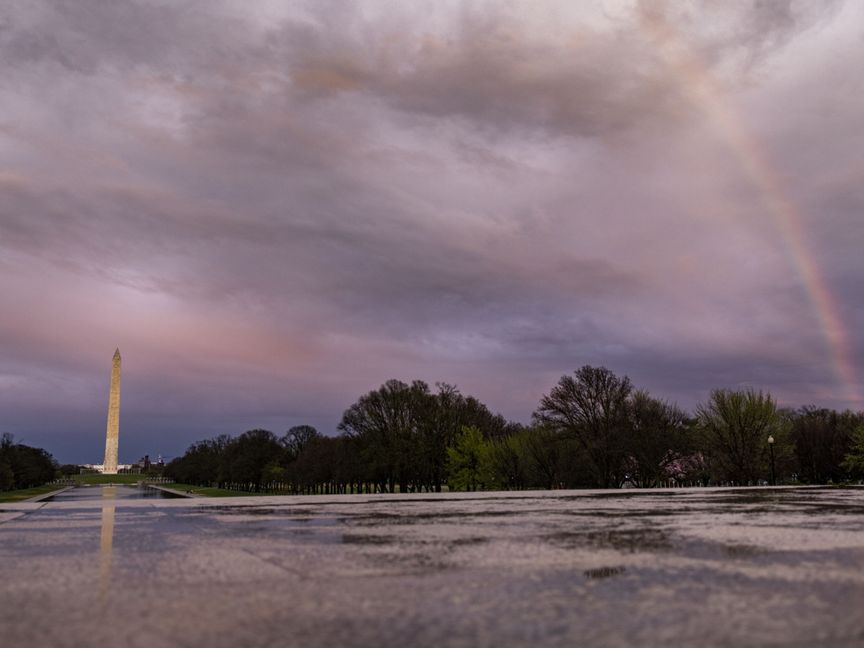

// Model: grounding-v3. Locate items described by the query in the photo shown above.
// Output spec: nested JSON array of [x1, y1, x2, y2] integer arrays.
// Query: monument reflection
[[99, 487, 116, 600]]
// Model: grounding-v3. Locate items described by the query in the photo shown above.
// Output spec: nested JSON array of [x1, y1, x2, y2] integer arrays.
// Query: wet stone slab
[[1, 486, 864, 647]]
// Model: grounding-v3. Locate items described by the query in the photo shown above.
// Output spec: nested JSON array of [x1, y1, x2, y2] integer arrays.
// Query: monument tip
[[113, 348, 121, 359]]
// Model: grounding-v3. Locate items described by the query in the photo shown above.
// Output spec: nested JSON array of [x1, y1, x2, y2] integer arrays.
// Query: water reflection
[[5, 487, 864, 646], [86, 485, 180, 599], [46, 484, 181, 502], [100, 487, 116, 600]]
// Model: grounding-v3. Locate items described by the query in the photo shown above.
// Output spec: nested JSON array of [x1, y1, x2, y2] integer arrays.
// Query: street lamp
[[768, 435, 776, 487]]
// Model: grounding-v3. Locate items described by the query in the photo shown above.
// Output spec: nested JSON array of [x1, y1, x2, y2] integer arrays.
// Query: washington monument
[[102, 348, 121, 474]]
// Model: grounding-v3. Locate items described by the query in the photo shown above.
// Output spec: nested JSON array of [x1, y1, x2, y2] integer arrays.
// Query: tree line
[[0, 433, 57, 491], [165, 366, 864, 494]]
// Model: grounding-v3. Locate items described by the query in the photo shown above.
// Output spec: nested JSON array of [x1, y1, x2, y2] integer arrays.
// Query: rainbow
[[639, 9, 861, 408]]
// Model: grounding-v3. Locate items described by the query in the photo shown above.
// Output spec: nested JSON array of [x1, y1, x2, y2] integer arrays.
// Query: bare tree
[[281, 425, 321, 461]]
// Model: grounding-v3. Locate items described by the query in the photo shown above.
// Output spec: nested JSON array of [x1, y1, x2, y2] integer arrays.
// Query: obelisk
[[102, 348, 121, 474]]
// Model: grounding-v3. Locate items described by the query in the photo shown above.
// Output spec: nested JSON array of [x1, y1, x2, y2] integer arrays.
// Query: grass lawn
[[162, 483, 259, 497], [73, 473, 147, 485], [0, 484, 67, 503]]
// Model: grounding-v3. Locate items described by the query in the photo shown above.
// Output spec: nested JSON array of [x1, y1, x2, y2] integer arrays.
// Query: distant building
[[80, 454, 164, 474], [81, 463, 134, 474]]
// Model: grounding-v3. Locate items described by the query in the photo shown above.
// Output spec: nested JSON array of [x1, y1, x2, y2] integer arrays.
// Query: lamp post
[[768, 435, 776, 486]]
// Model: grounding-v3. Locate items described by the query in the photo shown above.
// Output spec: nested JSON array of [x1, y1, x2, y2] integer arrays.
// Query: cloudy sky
[[2, 0, 863, 463]]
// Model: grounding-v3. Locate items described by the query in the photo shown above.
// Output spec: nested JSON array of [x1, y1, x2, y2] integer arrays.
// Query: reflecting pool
[[1, 487, 863, 646]]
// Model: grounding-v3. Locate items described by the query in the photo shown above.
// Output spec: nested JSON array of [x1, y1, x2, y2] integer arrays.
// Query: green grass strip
[[72, 473, 148, 485], [0, 484, 65, 503], [162, 483, 259, 497]]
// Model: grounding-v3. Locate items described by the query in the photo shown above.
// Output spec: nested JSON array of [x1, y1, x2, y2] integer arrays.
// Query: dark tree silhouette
[[165, 435, 232, 486], [0, 433, 57, 490], [625, 391, 689, 487], [534, 366, 633, 488], [790, 407, 860, 483], [338, 380, 513, 493], [281, 425, 321, 461], [338, 379, 434, 492], [160, 373, 863, 495], [222, 429, 283, 491]]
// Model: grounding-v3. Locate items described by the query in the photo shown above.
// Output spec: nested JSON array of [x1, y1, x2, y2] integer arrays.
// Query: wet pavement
[[1, 486, 864, 647]]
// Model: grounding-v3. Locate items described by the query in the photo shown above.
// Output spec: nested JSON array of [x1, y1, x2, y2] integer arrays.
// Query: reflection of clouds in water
[[99, 487, 116, 600]]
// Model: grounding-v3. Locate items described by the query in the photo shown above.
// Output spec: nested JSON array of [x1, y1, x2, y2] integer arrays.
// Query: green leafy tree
[[841, 425, 864, 480], [447, 426, 488, 491], [696, 389, 778, 484], [483, 431, 531, 490], [421, 383, 513, 491], [262, 462, 286, 485]]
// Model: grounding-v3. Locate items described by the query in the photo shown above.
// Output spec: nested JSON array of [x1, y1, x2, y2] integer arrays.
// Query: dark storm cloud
[[0, 0, 235, 73], [0, 169, 639, 330], [282, 20, 677, 137], [648, 0, 844, 68], [1, 0, 861, 461], [275, 0, 843, 137]]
